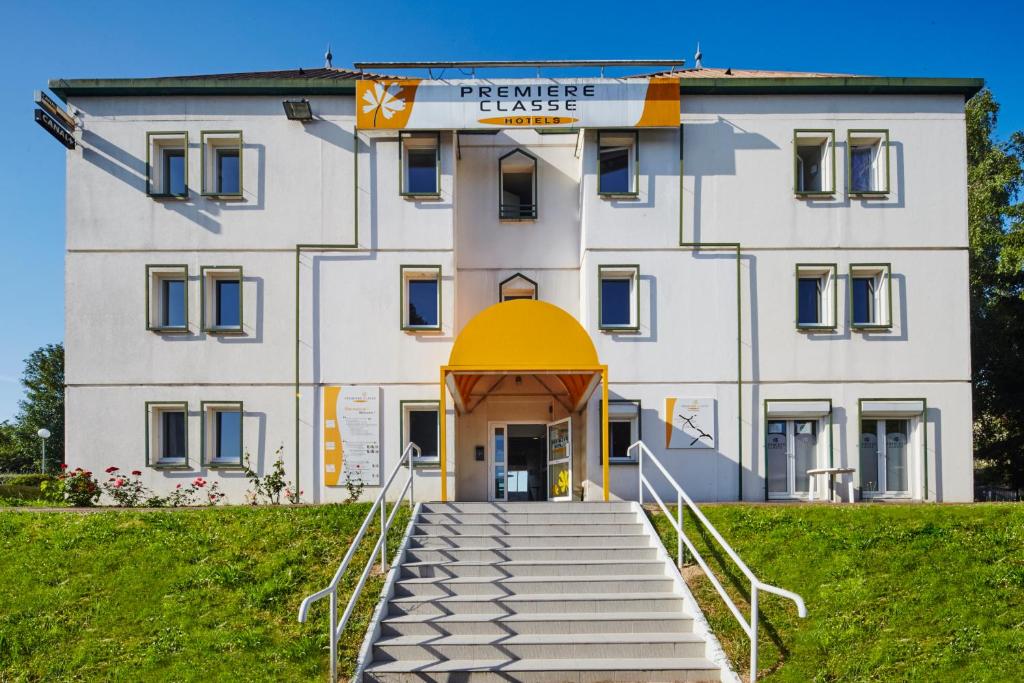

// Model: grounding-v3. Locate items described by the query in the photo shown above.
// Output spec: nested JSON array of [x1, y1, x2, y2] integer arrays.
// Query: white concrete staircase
[[355, 501, 733, 682]]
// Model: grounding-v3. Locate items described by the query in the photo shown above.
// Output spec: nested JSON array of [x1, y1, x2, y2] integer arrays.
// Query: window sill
[[608, 458, 637, 466], [850, 191, 889, 199], [600, 326, 640, 334], [795, 191, 836, 199], [852, 324, 892, 332], [149, 326, 190, 335], [205, 327, 245, 336], [206, 460, 243, 470], [402, 326, 442, 334], [148, 193, 189, 201], [201, 192, 244, 201], [401, 193, 442, 201], [411, 458, 441, 468], [598, 192, 639, 200], [797, 325, 837, 333], [151, 461, 190, 470], [499, 217, 538, 223]]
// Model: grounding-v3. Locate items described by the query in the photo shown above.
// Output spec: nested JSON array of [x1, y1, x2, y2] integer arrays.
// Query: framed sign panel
[[323, 386, 381, 486], [665, 397, 716, 449]]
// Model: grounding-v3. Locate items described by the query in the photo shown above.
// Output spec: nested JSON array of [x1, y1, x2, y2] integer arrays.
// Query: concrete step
[[387, 593, 686, 617], [419, 502, 636, 514], [412, 523, 645, 536], [362, 657, 722, 682], [416, 511, 641, 525], [400, 559, 668, 579], [373, 632, 708, 662], [379, 612, 694, 638], [403, 546, 660, 563], [393, 575, 676, 598], [408, 534, 652, 549]]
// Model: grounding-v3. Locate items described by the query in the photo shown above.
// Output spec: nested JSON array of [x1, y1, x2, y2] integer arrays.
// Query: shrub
[[101, 467, 150, 507], [0, 473, 52, 488], [242, 446, 300, 505], [42, 466, 100, 507]]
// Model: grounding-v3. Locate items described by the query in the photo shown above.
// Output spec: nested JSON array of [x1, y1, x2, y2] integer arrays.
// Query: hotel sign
[[356, 78, 680, 130]]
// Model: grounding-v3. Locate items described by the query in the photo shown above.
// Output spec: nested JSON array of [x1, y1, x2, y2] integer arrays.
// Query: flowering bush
[[158, 477, 226, 507], [41, 466, 100, 507], [242, 446, 300, 504], [101, 467, 150, 507]]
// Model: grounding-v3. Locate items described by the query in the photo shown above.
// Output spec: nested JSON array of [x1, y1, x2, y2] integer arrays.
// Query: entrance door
[[859, 419, 910, 496], [546, 418, 572, 501], [766, 419, 818, 498]]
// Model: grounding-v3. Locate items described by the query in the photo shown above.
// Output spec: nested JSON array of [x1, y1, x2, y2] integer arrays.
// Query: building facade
[[52, 63, 982, 504]]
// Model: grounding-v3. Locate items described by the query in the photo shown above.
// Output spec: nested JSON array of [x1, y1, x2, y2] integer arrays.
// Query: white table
[[806, 467, 856, 502]]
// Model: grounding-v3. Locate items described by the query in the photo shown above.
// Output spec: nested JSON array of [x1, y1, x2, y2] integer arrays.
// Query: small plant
[[42, 465, 100, 507], [242, 445, 299, 504], [101, 467, 150, 507], [343, 471, 364, 504], [160, 477, 225, 507]]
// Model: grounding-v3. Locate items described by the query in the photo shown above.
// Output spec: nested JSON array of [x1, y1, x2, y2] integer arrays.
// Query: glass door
[[546, 418, 572, 501], [491, 426, 507, 501], [860, 419, 910, 496], [766, 419, 818, 498]]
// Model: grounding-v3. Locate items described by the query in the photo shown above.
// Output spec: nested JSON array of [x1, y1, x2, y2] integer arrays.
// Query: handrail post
[[677, 491, 684, 567], [379, 498, 387, 573], [638, 445, 643, 507], [408, 448, 415, 510], [749, 585, 759, 683], [329, 590, 338, 682]]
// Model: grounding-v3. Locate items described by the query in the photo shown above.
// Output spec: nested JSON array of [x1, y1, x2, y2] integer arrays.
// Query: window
[[146, 402, 189, 468], [499, 272, 538, 302], [201, 131, 243, 197], [402, 401, 439, 463], [499, 149, 537, 220], [848, 130, 890, 196], [400, 131, 440, 196], [795, 264, 837, 330], [859, 419, 910, 495], [766, 419, 820, 498], [146, 132, 188, 198], [849, 264, 892, 329], [605, 400, 641, 461], [793, 130, 835, 195], [598, 265, 639, 332], [598, 130, 638, 195], [401, 265, 441, 331], [202, 402, 243, 467], [201, 266, 244, 334], [146, 265, 189, 333]]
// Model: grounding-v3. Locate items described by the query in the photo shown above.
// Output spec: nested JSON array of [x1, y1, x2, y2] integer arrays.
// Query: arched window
[[499, 149, 537, 220]]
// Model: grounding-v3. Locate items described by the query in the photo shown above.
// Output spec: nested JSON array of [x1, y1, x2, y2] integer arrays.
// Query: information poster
[[665, 397, 716, 449], [323, 386, 381, 486]]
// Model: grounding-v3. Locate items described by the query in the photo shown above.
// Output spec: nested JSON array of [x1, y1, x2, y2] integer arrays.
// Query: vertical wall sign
[[665, 397, 716, 449], [323, 386, 381, 486]]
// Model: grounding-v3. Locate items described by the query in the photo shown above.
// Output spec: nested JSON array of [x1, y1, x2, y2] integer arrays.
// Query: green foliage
[[650, 504, 1024, 682], [0, 344, 64, 474], [967, 90, 1024, 490], [0, 504, 410, 681], [41, 467, 100, 507], [243, 446, 299, 505], [344, 471, 366, 504]]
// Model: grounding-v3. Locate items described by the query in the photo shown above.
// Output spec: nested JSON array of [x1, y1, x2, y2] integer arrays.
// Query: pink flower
[[114, 479, 124, 488], [105, 466, 118, 474], [131, 470, 142, 476], [176, 483, 182, 489]]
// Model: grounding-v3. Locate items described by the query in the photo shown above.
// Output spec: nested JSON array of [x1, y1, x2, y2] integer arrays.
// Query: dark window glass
[[797, 143, 823, 192], [859, 419, 879, 492], [599, 146, 630, 193], [409, 409, 438, 458], [501, 172, 534, 218], [161, 410, 186, 460], [766, 420, 788, 493], [215, 410, 241, 461], [851, 145, 875, 192], [609, 420, 633, 459], [852, 277, 875, 325], [406, 147, 437, 194], [600, 278, 631, 327], [216, 279, 241, 328], [407, 279, 438, 327], [162, 279, 186, 328], [797, 277, 821, 325], [164, 149, 185, 195], [217, 149, 240, 194]]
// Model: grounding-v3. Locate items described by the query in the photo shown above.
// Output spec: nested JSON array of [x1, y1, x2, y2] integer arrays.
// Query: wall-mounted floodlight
[[282, 99, 313, 121]]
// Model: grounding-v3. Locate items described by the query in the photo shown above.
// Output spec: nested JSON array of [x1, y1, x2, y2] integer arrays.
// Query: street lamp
[[37, 428, 51, 474]]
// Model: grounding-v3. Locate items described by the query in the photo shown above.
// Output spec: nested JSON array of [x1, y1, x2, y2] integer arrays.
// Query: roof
[[48, 65, 984, 101]]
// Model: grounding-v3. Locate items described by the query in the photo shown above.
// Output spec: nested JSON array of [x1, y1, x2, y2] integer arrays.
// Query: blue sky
[[0, 0, 1020, 421]]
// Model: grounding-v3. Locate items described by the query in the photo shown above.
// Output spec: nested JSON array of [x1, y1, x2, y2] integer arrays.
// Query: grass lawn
[[0, 504, 409, 682], [650, 503, 1024, 682]]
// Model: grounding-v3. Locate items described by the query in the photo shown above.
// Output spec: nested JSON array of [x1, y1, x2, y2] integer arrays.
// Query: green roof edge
[[48, 75, 984, 102]]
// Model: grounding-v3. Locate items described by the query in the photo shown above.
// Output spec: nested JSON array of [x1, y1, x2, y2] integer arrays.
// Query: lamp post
[[37, 428, 51, 474]]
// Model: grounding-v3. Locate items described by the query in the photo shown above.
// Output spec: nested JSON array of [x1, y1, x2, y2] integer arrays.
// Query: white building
[[51, 60, 982, 504]]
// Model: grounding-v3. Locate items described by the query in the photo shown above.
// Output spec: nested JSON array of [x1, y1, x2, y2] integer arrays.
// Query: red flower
[[176, 483, 182, 489], [105, 466, 118, 474], [60, 463, 68, 470], [131, 470, 142, 476]]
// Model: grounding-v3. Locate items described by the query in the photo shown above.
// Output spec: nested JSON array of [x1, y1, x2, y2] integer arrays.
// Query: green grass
[[0, 504, 410, 682], [649, 503, 1024, 682]]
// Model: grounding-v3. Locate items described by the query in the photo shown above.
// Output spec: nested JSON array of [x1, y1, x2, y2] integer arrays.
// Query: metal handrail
[[297, 442, 420, 682], [631, 439, 807, 683]]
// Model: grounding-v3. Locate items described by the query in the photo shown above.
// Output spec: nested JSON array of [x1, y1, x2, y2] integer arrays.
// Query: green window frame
[[847, 129, 891, 197], [200, 130, 243, 198], [400, 265, 442, 332], [761, 398, 835, 501], [601, 399, 642, 462], [498, 149, 538, 220], [597, 130, 639, 197], [849, 263, 893, 331], [200, 401, 244, 468], [793, 129, 836, 197], [145, 131, 188, 199], [498, 272, 539, 302], [200, 266, 244, 335], [400, 399, 441, 465], [597, 264, 640, 332], [856, 397, 928, 500], [146, 264, 190, 333], [145, 401, 190, 469], [795, 263, 838, 331], [399, 131, 441, 197]]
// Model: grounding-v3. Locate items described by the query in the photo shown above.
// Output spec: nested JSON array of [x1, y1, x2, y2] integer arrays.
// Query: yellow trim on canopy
[[440, 300, 609, 502]]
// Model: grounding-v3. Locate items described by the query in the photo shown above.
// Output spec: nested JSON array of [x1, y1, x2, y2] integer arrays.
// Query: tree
[[967, 90, 1024, 491], [0, 344, 64, 473]]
